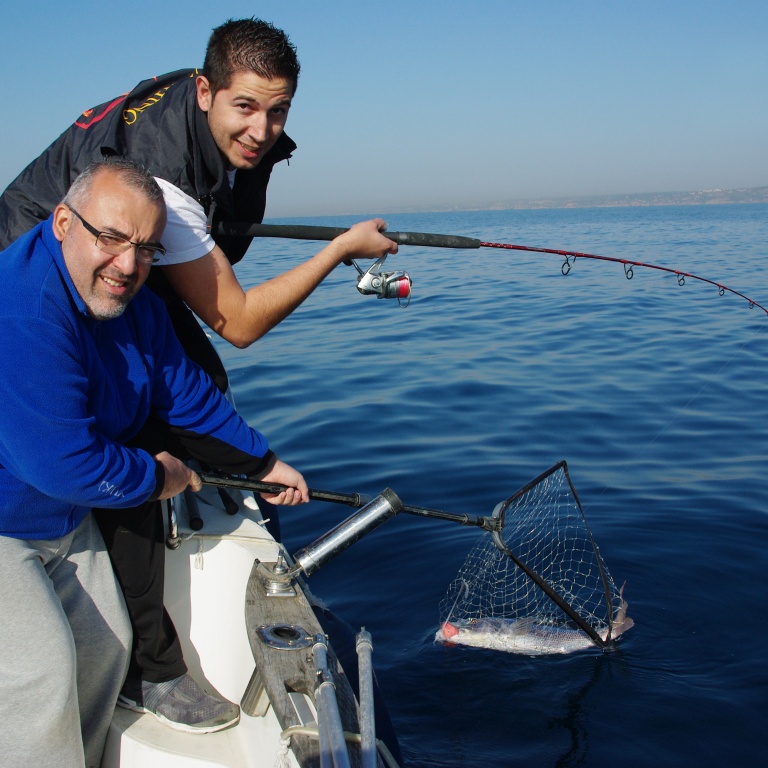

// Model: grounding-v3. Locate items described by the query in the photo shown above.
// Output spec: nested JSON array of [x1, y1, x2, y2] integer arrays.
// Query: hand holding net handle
[[199, 472, 498, 531]]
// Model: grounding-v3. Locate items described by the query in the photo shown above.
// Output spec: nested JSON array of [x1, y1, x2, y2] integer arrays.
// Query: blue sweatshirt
[[0, 219, 270, 539]]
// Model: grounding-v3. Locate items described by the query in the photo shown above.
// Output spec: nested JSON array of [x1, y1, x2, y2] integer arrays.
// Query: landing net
[[439, 461, 621, 646]]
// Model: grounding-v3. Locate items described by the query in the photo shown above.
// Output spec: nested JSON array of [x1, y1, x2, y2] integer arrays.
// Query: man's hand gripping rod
[[215, 223, 482, 307]]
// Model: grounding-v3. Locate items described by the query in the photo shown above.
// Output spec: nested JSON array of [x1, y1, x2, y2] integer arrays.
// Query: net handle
[[199, 471, 499, 531]]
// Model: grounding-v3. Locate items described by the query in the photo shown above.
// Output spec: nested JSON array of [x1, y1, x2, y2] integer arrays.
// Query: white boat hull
[[101, 485, 352, 768]]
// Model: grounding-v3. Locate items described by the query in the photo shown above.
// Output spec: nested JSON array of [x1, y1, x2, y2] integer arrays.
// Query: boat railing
[[313, 633, 351, 768], [355, 629, 377, 768]]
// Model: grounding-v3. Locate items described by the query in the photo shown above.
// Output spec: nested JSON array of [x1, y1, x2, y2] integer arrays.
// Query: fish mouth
[[439, 621, 459, 639], [435, 621, 461, 645]]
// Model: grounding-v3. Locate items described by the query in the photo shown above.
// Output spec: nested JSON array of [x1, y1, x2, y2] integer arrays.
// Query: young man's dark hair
[[203, 17, 301, 95]]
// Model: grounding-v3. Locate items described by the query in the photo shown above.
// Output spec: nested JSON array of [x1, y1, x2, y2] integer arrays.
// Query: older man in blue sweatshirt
[[0, 159, 308, 768]]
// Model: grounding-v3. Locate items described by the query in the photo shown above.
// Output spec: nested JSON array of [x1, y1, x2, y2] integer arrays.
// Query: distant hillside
[[476, 186, 768, 211]]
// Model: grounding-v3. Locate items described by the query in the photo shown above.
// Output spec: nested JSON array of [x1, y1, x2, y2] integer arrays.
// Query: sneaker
[[117, 673, 240, 734]]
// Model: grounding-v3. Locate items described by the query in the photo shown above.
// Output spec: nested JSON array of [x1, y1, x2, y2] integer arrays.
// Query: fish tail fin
[[611, 581, 634, 638]]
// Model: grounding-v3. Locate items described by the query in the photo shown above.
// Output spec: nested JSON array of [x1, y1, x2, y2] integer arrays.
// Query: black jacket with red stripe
[[0, 68, 296, 269]]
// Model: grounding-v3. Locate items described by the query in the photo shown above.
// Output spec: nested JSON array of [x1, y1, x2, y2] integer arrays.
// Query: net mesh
[[439, 461, 621, 640]]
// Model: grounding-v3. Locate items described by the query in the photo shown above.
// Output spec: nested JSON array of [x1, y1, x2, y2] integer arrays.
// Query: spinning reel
[[348, 255, 412, 307]]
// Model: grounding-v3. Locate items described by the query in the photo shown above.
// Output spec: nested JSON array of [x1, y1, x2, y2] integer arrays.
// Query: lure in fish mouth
[[436, 584, 634, 656]]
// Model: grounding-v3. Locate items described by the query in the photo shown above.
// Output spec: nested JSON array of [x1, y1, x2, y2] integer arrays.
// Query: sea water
[[212, 204, 768, 767]]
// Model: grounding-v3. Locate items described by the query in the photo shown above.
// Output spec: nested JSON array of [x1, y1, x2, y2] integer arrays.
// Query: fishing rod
[[216, 221, 768, 314]]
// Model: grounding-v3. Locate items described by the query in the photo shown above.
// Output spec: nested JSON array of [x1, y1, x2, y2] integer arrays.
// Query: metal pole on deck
[[356, 629, 377, 768], [313, 634, 351, 768]]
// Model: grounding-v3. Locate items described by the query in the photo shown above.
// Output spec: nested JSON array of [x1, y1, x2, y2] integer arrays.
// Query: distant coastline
[[425, 185, 768, 213], [272, 186, 768, 219]]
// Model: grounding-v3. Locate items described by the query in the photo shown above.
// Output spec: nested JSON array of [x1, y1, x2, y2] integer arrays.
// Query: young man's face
[[197, 71, 293, 171]]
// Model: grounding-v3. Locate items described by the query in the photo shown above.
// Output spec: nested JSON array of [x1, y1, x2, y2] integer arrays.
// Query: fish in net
[[436, 461, 633, 655]]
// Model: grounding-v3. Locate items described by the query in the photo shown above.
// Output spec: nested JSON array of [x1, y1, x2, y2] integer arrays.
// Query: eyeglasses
[[68, 207, 166, 265]]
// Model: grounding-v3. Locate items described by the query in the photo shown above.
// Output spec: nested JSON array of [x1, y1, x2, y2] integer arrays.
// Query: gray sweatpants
[[0, 513, 132, 768]]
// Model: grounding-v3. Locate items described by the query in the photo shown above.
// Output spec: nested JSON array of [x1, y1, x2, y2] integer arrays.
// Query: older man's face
[[53, 171, 166, 320]]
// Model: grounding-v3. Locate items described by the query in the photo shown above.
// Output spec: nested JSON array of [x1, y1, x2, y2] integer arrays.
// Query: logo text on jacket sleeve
[[123, 86, 173, 126]]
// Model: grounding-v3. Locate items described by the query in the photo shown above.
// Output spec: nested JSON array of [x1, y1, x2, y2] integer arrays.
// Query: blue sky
[[1, 1, 766, 217]]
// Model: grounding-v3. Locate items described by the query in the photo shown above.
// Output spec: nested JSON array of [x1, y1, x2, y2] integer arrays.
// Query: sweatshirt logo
[[98, 480, 126, 499]]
